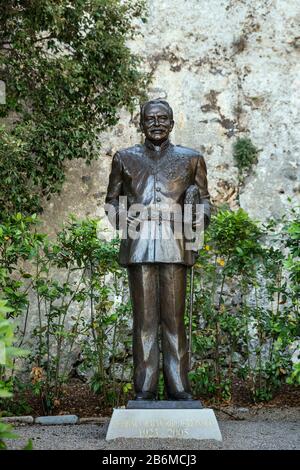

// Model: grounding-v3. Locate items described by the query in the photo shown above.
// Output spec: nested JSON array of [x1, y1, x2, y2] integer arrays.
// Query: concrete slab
[[106, 408, 222, 441]]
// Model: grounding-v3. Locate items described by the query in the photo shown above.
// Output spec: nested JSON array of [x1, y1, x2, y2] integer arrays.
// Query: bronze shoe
[[135, 391, 156, 401], [168, 391, 193, 400]]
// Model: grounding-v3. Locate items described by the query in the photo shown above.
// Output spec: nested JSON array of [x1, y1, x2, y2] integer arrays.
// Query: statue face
[[141, 103, 174, 143]]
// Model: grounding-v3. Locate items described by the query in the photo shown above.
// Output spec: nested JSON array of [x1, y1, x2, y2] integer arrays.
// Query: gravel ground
[[5, 408, 300, 450]]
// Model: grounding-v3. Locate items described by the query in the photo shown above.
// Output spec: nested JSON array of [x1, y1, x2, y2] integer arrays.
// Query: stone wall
[[40, 0, 300, 236]]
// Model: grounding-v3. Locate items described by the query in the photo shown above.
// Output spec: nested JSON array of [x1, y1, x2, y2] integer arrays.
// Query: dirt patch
[[2, 378, 299, 418]]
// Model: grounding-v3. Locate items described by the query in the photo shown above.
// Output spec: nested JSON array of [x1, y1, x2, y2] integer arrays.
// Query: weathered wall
[[40, 0, 300, 236]]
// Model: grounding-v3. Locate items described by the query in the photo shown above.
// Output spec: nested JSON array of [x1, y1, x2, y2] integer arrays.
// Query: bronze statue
[[105, 99, 210, 401]]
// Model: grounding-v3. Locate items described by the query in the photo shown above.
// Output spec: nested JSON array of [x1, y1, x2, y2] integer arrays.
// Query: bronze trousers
[[127, 263, 191, 397]]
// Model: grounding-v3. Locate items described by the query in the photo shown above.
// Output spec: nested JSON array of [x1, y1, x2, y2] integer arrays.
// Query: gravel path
[[6, 418, 300, 450]]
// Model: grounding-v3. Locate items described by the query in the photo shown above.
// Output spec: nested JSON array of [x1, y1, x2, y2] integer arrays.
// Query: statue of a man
[[105, 99, 210, 401]]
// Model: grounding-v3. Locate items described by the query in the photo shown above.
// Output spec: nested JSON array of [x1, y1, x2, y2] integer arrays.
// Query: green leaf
[[23, 439, 33, 450]]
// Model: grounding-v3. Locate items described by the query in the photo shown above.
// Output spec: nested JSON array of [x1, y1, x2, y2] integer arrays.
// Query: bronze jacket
[[105, 139, 211, 266]]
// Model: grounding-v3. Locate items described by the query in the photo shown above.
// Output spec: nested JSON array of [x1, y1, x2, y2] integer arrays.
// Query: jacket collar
[[144, 138, 171, 152]]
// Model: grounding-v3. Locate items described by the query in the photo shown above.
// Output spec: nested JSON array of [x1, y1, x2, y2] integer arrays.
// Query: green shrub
[[0, 299, 28, 449], [0, 209, 299, 410], [190, 207, 299, 402], [233, 137, 259, 174], [0, 0, 148, 218]]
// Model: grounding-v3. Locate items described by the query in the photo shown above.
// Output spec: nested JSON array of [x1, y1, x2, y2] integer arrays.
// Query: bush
[[0, 299, 28, 449], [0, 209, 299, 411], [0, 215, 132, 413], [189, 207, 300, 402], [0, 0, 148, 218], [233, 137, 259, 175]]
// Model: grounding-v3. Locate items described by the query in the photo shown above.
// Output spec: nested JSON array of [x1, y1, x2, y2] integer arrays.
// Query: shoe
[[168, 391, 193, 400], [135, 391, 156, 401]]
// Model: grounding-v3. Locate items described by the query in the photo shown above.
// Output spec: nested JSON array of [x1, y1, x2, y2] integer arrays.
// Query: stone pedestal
[[106, 407, 222, 441]]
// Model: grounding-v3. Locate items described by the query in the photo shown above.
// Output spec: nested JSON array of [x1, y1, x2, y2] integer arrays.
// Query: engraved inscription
[[116, 416, 214, 438]]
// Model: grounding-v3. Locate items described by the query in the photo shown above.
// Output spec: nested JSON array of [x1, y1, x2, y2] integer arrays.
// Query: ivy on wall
[[233, 136, 259, 181], [0, 0, 148, 219]]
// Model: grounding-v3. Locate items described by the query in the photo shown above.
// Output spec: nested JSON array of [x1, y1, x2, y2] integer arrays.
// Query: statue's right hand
[[127, 214, 143, 227]]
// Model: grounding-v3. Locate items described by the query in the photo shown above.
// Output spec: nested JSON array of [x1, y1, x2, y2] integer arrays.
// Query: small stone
[[237, 408, 249, 413], [35, 415, 78, 425], [1, 416, 34, 424]]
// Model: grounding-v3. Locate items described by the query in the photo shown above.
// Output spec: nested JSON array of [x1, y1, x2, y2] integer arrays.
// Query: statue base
[[106, 407, 222, 441]]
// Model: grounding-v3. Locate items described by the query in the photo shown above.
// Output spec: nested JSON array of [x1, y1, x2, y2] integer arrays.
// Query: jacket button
[[156, 197, 161, 202], [156, 187, 161, 191]]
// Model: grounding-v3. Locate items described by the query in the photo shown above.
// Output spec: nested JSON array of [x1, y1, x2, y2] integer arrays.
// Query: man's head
[[140, 99, 174, 144]]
